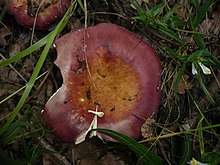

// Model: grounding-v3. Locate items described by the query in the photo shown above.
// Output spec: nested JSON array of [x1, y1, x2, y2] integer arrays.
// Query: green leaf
[[158, 26, 184, 43], [192, 0, 214, 28], [144, 3, 152, 16], [164, 46, 180, 60], [193, 33, 205, 49], [178, 127, 192, 165], [0, 150, 26, 165], [0, 0, 10, 22], [191, 0, 200, 8], [152, 3, 165, 16], [94, 129, 162, 165], [201, 55, 220, 70], [0, 34, 49, 68], [187, 49, 213, 63], [197, 71, 215, 104], [197, 117, 205, 155], [0, 121, 27, 144], [130, 0, 144, 17], [202, 152, 220, 165], [174, 63, 186, 93], [163, 8, 176, 23], [77, 0, 85, 13], [169, 16, 186, 28]]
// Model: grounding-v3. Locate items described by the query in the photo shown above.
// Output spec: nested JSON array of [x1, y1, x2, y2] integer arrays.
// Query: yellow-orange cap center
[[73, 47, 139, 120]]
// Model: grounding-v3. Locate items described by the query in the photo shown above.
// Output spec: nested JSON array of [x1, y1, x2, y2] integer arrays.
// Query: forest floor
[[0, 0, 220, 165]]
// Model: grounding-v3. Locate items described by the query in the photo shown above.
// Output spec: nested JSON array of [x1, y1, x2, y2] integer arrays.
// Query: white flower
[[188, 158, 209, 165], [192, 62, 211, 75], [198, 62, 211, 75], [75, 105, 104, 144], [192, 63, 198, 75]]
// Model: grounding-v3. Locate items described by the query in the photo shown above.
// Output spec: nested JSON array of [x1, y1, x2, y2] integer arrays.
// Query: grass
[[0, 0, 78, 136], [129, 0, 220, 164], [0, 0, 220, 164]]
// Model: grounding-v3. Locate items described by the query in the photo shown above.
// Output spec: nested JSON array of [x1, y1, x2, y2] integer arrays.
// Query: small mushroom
[[42, 23, 161, 143], [7, 0, 71, 29]]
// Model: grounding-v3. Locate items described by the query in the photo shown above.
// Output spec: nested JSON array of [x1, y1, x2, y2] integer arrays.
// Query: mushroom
[[7, 0, 71, 29], [42, 23, 161, 143]]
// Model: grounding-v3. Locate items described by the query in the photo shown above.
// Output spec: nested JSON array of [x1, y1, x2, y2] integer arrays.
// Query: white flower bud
[[198, 62, 211, 75]]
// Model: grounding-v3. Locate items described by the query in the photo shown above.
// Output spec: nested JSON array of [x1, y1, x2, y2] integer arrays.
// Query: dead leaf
[[130, 0, 149, 9], [175, 0, 187, 19], [73, 137, 127, 165], [73, 137, 106, 164], [0, 26, 11, 47], [199, 10, 220, 35], [141, 118, 155, 139], [177, 74, 193, 94], [8, 32, 31, 57]]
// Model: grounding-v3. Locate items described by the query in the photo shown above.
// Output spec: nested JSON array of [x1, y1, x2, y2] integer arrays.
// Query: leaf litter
[[0, 0, 220, 165]]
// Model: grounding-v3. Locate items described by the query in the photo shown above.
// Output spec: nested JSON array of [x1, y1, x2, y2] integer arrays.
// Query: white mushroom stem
[[75, 105, 104, 144]]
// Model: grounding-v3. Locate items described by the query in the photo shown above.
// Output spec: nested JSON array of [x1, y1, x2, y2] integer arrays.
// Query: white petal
[[75, 106, 104, 144], [198, 62, 211, 75], [192, 63, 198, 75], [75, 118, 95, 144], [188, 158, 209, 165], [88, 110, 104, 117], [90, 115, 97, 137]]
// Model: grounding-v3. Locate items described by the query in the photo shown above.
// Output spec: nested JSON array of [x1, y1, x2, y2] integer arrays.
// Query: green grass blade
[[174, 62, 186, 93], [0, 0, 10, 22], [169, 16, 186, 28], [0, 121, 29, 144], [202, 152, 220, 165], [158, 26, 184, 43], [0, 149, 26, 165], [94, 128, 162, 165], [191, 0, 200, 8], [193, 33, 205, 49], [0, 34, 50, 68], [197, 71, 215, 104], [178, 126, 192, 165], [0, 33, 54, 136], [77, 0, 85, 13], [0, 1, 77, 68], [187, 49, 220, 78], [130, 0, 144, 16], [152, 3, 165, 16], [198, 117, 205, 155], [163, 8, 176, 23], [192, 0, 214, 28], [164, 46, 181, 60], [0, 71, 48, 105], [203, 55, 220, 70]]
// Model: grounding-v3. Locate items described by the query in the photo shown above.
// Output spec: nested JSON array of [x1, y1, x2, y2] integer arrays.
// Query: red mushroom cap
[[42, 23, 161, 143], [7, 0, 71, 29]]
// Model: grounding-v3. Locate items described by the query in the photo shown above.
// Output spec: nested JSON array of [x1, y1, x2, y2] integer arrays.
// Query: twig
[[38, 137, 72, 165], [83, 0, 97, 90]]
